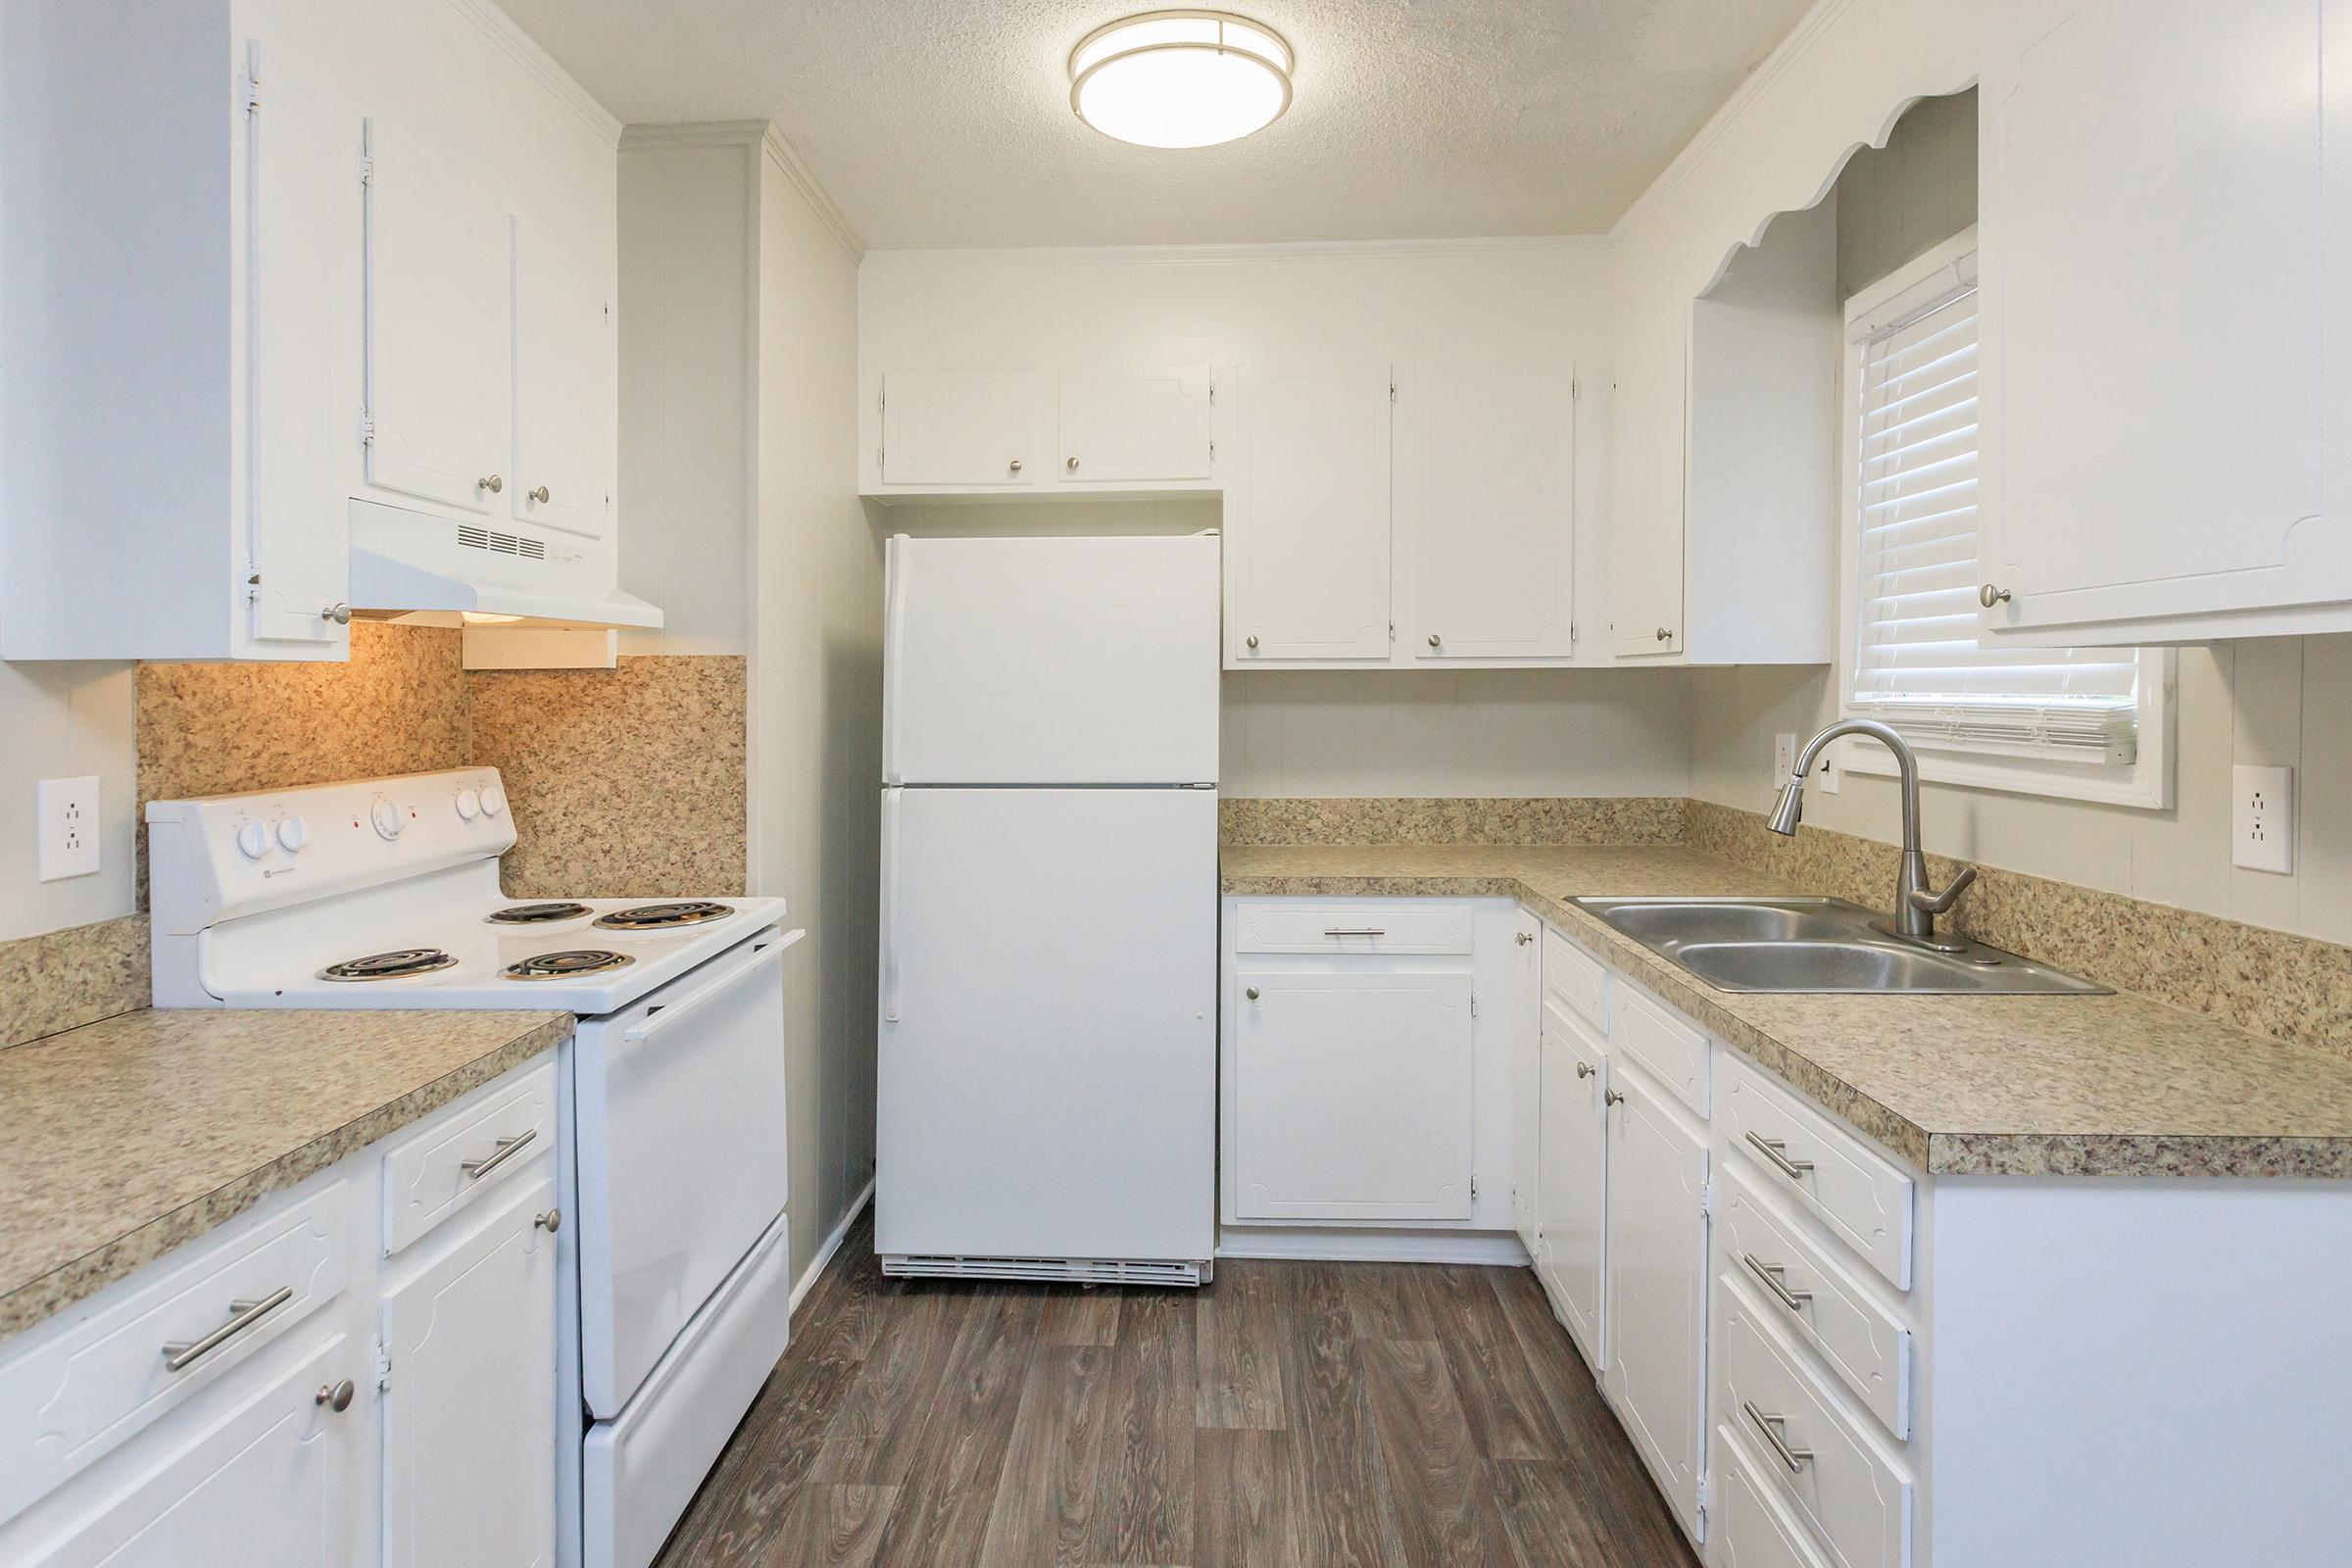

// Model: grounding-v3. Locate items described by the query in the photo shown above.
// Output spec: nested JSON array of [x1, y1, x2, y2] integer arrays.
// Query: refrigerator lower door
[[883, 533, 1219, 785], [877, 786, 1216, 1271]]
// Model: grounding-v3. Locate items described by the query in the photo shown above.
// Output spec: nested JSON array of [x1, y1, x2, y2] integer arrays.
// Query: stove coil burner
[[502, 950, 637, 981], [321, 949, 461, 983], [485, 902, 593, 926], [592, 901, 734, 931]]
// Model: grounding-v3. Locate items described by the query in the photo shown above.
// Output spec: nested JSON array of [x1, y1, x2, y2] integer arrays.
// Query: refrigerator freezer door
[[876, 786, 1217, 1265], [884, 534, 1219, 785]]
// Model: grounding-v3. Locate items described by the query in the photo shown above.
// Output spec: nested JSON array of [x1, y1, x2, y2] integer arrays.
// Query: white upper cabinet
[[880, 370, 1044, 486], [362, 114, 509, 515], [1979, 0, 2348, 643], [511, 219, 615, 540], [1395, 362, 1577, 662], [1057, 367, 1214, 482], [1227, 363, 1396, 664], [1607, 326, 1689, 660]]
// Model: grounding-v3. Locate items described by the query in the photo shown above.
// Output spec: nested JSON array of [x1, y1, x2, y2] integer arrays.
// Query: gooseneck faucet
[[1768, 718, 1978, 951]]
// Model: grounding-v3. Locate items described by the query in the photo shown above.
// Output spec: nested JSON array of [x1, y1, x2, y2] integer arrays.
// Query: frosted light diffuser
[[1069, 11, 1294, 149]]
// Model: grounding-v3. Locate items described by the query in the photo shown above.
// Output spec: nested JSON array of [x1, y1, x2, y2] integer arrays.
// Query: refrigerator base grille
[[881, 1253, 1210, 1288]]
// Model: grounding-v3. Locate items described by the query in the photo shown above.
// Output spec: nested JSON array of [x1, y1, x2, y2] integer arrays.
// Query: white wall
[[619, 123, 881, 1285], [0, 662, 137, 941]]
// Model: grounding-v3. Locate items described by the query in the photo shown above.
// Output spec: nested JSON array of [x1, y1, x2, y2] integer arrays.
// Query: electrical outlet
[[37, 776, 101, 882], [2233, 764, 2294, 875], [1770, 733, 1798, 810]]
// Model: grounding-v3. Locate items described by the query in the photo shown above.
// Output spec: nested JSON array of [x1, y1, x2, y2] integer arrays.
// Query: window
[[1837, 228, 2172, 807]]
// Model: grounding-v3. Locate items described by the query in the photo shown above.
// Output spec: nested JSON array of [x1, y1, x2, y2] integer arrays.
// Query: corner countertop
[[1222, 843, 2352, 1180], [0, 1007, 574, 1342]]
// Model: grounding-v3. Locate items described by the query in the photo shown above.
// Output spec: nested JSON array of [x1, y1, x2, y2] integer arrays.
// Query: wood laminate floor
[[655, 1208, 1699, 1568]]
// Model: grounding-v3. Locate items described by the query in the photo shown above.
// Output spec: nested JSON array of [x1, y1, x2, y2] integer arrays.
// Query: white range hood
[[347, 499, 662, 630]]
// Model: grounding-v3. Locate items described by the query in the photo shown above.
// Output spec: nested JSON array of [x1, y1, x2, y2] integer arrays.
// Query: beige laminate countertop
[[0, 1007, 573, 1341], [1222, 843, 2352, 1181]]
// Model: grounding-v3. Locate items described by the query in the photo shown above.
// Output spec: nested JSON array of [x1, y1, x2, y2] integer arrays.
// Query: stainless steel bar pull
[[1741, 1252, 1813, 1313], [162, 1286, 293, 1372], [462, 1127, 537, 1181], [1742, 1400, 1813, 1473], [1321, 927, 1386, 938], [1743, 1132, 1815, 1182]]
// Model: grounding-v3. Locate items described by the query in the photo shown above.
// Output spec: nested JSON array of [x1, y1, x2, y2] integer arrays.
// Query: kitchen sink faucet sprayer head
[[1766, 775, 1806, 836]]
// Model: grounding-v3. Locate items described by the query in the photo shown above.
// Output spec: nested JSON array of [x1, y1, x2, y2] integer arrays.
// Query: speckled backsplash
[[1219, 796, 1688, 846], [0, 626, 750, 1050], [1686, 800, 2352, 1063]]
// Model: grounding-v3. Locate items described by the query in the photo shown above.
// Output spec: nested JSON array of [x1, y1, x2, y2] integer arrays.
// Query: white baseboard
[[790, 1175, 875, 1313], [1215, 1224, 1532, 1266]]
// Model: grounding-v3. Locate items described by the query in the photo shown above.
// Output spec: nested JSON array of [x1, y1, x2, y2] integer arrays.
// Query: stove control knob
[[235, 820, 270, 860], [275, 815, 310, 854], [480, 784, 508, 817], [370, 799, 405, 841], [456, 788, 481, 821]]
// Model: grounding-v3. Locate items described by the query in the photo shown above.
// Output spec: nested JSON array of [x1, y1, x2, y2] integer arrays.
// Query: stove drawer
[[382, 1059, 558, 1256]]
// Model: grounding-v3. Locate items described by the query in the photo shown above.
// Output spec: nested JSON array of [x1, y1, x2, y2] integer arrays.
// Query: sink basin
[[1570, 896, 2107, 996]]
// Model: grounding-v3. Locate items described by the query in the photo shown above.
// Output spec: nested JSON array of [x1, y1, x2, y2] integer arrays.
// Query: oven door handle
[[622, 930, 800, 1046]]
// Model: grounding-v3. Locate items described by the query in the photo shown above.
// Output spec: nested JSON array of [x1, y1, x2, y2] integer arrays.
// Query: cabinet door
[[1229, 968, 1473, 1221], [241, 38, 347, 649], [24, 1336, 354, 1567], [510, 219, 612, 540], [382, 1174, 559, 1568], [1603, 1064, 1707, 1537], [881, 371, 1041, 486], [1538, 1004, 1606, 1366], [1607, 332, 1686, 658], [1228, 363, 1393, 663], [1978, 0, 2340, 637], [1508, 915, 1543, 1253], [1057, 367, 1213, 481], [1395, 363, 1575, 662], [362, 115, 506, 514]]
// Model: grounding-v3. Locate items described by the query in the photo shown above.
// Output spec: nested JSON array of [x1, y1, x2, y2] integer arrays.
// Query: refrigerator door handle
[[882, 535, 908, 786], [880, 787, 904, 1022]]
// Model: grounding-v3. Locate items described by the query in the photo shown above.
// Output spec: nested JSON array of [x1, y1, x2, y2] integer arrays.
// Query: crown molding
[[1606, 0, 1861, 246], [859, 233, 1606, 271], [449, 0, 622, 146], [617, 122, 864, 262], [761, 124, 865, 262]]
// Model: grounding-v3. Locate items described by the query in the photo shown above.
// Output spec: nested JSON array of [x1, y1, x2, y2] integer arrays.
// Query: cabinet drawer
[[1720, 1054, 1913, 1291], [1542, 925, 1608, 1031], [1711, 1419, 1838, 1568], [1718, 1163, 1912, 1441], [0, 1180, 351, 1525], [382, 1059, 557, 1256], [1231, 901, 1473, 956], [1609, 985, 1709, 1118], [1720, 1279, 1914, 1568]]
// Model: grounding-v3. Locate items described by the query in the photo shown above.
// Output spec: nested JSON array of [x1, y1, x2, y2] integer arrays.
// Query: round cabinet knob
[[1604, 1088, 1626, 1106], [476, 473, 504, 494], [316, 1379, 356, 1413], [1655, 626, 1673, 642], [1515, 930, 1533, 946], [318, 601, 351, 625], [235, 821, 270, 860], [528, 484, 551, 505], [1007, 459, 1024, 475], [1245, 986, 1260, 1002], [369, 799, 404, 841], [480, 784, 508, 816], [1979, 583, 2013, 608], [1428, 633, 1442, 649], [535, 1207, 563, 1233], [1245, 634, 1260, 650], [1576, 1060, 1595, 1080], [1066, 457, 1080, 472], [275, 815, 310, 854]]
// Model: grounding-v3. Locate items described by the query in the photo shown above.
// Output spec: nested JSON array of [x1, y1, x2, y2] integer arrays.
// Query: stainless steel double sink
[[1568, 896, 2106, 996]]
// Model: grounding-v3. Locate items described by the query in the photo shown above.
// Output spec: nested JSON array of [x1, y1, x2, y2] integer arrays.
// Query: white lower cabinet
[[381, 1174, 561, 1568], [1536, 999, 1607, 1364], [0, 1053, 562, 1568], [23, 1334, 355, 1568], [1603, 1059, 1711, 1538]]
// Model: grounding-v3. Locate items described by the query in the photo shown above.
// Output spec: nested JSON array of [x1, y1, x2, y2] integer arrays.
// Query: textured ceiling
[[500, 0, 1817, 248]]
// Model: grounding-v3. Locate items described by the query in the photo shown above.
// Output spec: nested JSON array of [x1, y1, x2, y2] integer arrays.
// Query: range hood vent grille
[[456, 523, 547, 561]]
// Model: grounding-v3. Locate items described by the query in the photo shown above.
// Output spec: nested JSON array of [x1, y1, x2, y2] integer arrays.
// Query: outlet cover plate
[[2232, 764, 2293, 875], [37, 775, 101, 882]]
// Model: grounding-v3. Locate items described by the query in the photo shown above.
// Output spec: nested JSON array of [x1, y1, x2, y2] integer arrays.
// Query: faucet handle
[[1909, 863, 1979, 916]]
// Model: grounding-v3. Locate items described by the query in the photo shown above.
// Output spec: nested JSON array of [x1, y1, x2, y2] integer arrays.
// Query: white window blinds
[[1849, 280, 2140, 763]]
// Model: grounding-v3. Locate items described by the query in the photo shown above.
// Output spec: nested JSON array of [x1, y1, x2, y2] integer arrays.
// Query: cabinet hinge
[[374, 1341, 393, 1393], [1470, 1173, 1479, 1199], [1390, 381, 1397, 403], [1208, 439, 1216, 462], [1572, 376, 1581, 402], [1698, 1179, 1712, 1218], [359, 410, 375, 448], [1470, 991, 1479, 1019], [359, 153, 373, 187], [1208, 380, 1216, 406], [1388, 620, 1396, 643]]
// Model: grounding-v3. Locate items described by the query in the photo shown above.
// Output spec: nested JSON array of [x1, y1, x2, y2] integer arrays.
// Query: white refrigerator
[[876, 532, 1220, 1283]]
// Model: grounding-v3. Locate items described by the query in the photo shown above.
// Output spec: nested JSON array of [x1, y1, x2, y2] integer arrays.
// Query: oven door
[[572, 924, 798, 1418]]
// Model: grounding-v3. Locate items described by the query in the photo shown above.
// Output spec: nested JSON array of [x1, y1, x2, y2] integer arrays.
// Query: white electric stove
[[146, 767, 803, 1568]]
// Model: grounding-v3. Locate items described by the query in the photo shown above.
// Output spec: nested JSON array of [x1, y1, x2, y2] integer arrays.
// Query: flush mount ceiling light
[[1069, 11, 1294, 149]]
